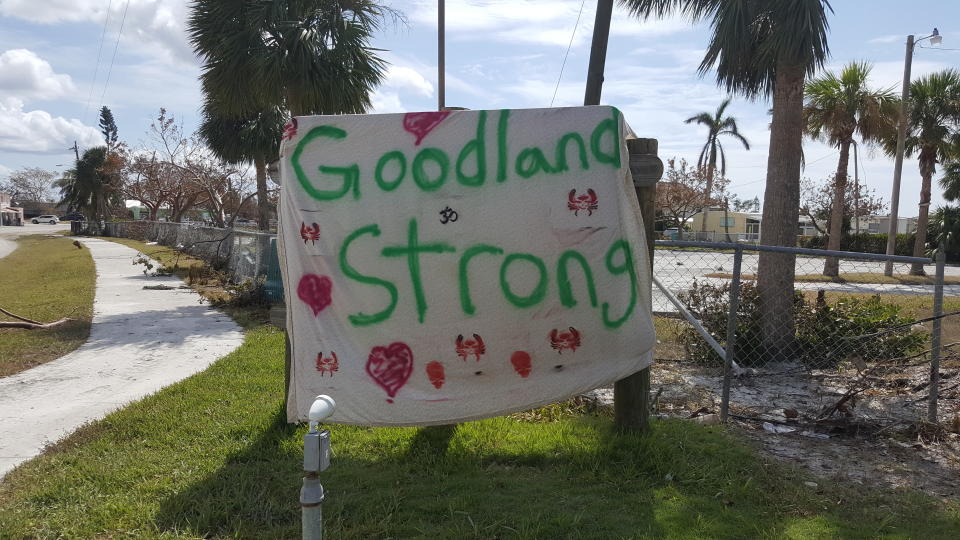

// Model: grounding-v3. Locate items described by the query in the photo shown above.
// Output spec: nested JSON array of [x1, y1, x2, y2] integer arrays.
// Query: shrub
[[799, 232, 914, 256], [678, 281, 925, 368]]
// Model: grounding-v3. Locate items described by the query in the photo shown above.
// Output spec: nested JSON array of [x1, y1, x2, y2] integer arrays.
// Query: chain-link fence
[[98, 221, 275, 284], [652, 240, 956, 433]]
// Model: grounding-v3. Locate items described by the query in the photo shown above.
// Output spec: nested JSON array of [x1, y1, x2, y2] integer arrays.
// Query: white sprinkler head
[[308, 394, 336, 431]]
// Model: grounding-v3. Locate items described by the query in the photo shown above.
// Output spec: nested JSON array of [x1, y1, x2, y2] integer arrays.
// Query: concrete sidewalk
[[0, 237, 14, 259], [0, 238, 244, 479]]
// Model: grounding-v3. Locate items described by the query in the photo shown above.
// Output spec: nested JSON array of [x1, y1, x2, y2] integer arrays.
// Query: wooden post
[[614, 138, 662, 432]]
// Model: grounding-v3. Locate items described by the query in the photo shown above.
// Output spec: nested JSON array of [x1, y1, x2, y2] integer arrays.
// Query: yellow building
[[688, 209, 762, 241]]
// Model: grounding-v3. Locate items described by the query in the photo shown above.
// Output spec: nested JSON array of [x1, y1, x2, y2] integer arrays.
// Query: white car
[[32, 215, 59, 224]]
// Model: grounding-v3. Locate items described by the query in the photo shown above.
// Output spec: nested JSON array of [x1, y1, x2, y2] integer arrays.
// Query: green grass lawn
[[0, 235, 95, 376], [1, 325, 957, 538]]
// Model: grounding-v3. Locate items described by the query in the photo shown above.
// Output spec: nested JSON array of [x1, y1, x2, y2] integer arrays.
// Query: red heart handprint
[[366, 342, 415, 402], [403, 111, 450, 145], [297, 274, 332, 316]]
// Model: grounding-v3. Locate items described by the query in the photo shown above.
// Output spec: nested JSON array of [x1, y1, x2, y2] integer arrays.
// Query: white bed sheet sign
[[279, 105, 656, 425]]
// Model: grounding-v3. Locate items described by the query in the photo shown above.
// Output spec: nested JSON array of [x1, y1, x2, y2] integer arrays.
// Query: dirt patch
[[585, 357, 960, 499]]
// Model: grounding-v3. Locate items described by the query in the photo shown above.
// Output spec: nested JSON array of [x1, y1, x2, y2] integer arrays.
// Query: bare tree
[[1, 167, 57, 202], [800, 176, 886, 237], [656, 158, 729, 238]]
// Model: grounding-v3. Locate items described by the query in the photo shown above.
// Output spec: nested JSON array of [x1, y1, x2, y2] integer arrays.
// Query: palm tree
[[188, 0, 392, 231], [199, 99, 286, 230], [939, 159, 960, 201], [621, 0, 832, 356], [685, 97, 750, 233], [928, 205, 960, 261], [57, 146, 123, 232], [886, 70, 960, 274], [804, 61, 897, 276]]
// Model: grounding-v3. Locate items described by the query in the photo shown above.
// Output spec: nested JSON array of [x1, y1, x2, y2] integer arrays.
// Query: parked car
[[60, 213, 85, 221], [32, 215, 59, 224]]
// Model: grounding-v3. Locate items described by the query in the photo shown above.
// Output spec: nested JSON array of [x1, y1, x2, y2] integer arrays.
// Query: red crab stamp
[[567, 188, 598, 216], [316, 351, 339, 377], [549, 327, 581, 354], [455, 334, 485, 361]]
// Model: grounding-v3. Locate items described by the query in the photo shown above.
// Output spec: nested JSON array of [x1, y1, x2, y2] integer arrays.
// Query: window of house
[[720, 217, 735, 227]]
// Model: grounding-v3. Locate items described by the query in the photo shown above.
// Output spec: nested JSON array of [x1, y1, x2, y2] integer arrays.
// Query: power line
[[550, 0, 587, 107], [918, 45, 960, 51], [97, 0, 130, 114], [81, 0, 113, 124], [805, 150, 838, 166]]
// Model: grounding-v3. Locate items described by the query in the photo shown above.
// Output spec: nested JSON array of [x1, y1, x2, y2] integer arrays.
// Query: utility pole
[[884, 34, 914, 276], [583, 0, 614, 106], [581, 1, 659, 432], [71, 141, 79, 161], [438, 0, 445, 111]]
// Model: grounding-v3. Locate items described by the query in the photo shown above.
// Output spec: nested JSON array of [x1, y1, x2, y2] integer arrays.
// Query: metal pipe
[[720, 245, 743, 423], [301, 473, 324, 540], [653, 276, 732, 365], [928, 246, 945, 422]]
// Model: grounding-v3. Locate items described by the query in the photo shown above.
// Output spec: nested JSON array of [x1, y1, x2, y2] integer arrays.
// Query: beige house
[[687, 208, 820, 242], [853, 215, 917, 235], [688, 209, 762, 241], [0, 193, 24, 227]]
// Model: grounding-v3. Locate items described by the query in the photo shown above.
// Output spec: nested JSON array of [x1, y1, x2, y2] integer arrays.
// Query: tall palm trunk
[[823, 139, 851, 276], [700, 148, 716, 234], [254, 155, 270, 231], [757, 63, 806, 358], [911, 152, 936, 275]]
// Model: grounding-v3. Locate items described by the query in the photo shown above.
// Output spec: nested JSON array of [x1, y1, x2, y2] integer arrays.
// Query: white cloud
[[411, 0, 688, 47], [0, 0, 196, 66], [370, 90, 406, 113], [0, 98, 103, 153], [868, 34, 904, 45], [383, 66, 434, 97], [0, 49, 76, 101]]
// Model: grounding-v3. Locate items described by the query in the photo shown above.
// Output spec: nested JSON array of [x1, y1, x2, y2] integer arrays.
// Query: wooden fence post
[[614, 138, 662, 432]]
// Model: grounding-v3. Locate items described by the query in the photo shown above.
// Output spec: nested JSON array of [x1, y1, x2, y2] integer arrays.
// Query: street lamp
[[884, 28, 943, 276]]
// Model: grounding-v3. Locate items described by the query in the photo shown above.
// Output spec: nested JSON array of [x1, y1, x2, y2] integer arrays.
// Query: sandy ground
[[0, 237, 244, 479], [585, 357, 960, 499], [652, 248, 960, 313]]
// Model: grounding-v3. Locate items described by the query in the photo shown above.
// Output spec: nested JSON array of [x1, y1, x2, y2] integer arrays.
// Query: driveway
[[0, 237, 245, 479]]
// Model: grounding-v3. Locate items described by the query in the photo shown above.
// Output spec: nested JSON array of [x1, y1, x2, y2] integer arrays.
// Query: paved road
[[652, 248, 960, 313], [0, 223, 70, 259], [0, 237, 245, 479]]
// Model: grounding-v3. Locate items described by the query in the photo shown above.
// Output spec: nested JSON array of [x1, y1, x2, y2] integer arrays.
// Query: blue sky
[[0, 0, 958, 214]]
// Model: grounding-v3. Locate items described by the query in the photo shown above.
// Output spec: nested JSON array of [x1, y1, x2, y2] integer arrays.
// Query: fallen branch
[[0, 306, 42, 325], [0, 318, 73, 330]]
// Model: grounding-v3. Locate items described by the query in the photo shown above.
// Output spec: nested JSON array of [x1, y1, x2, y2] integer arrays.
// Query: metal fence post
[[928, 246, 945, 423], [720, 244, 743, 423]]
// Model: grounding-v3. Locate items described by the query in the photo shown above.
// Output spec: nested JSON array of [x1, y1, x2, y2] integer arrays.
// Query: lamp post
[[301, 395, 335, 540], [884, 28, 942, 276]]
